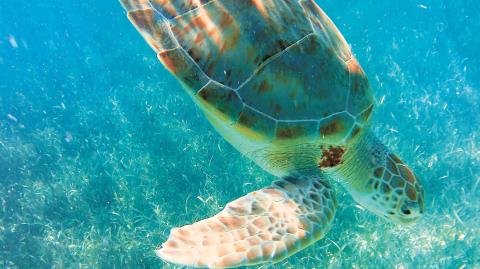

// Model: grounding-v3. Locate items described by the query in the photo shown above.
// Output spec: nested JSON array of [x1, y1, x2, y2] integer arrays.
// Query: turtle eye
[[400, 202, 416, 216], [401, 207, 411, 215]]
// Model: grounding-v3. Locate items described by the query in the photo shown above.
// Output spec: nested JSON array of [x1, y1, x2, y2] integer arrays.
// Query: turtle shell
[[122, 0, 374, 144]]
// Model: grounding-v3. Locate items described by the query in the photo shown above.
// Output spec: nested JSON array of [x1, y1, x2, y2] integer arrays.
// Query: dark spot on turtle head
[[399, 165, 416, 184], [318, 146, 346, 168], [406, 185, 417, 201], [381, 183, 391, 194], [374, 167, 384, 178], [387, 158, 399, 175], [391, 176, 405, 188], [390, 154, 404, 165]]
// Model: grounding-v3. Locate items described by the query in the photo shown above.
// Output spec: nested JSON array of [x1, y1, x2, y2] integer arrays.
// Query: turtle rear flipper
[[157, 176, 337, 268]]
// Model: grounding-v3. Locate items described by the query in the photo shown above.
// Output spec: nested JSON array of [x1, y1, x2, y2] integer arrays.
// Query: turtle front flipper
[[157, 176, 337, 268], [337, 130, 425, 224]]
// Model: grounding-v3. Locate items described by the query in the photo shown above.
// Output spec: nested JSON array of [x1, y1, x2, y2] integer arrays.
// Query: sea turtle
[[119, 0, 425, 268]]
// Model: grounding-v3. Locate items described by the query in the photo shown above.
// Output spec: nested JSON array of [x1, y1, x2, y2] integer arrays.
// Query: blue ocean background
[[1, 0, 479, 268]]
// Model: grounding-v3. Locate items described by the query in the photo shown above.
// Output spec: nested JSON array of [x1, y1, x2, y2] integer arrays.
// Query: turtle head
[[359, 160, 425, 224], [337, 131, 425, 224], [362, 160, 425, 224]]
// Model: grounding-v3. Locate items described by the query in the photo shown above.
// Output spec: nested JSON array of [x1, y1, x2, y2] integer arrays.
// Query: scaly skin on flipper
[[158, 176, 336, 268], [119, 0, 426, 268]]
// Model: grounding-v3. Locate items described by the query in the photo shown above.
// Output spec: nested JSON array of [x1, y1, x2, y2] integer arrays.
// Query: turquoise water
[[1, 0, 479, 268]]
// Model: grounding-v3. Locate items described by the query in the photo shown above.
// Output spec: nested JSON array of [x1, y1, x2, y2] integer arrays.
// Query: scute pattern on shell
[[238, 34, 350, 121], [149, 0, 213, 19], [121, 0, 374, 143], [168, 0, 313, 88], [198, 81, 244, 123]]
